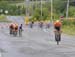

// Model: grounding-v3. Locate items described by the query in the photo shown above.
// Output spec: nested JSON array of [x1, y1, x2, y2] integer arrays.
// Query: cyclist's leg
[[54, 27, 58, 41], [10, 28, 12, 34], [54, 27, 60, 41], [57, 27, 61, 41], [59, 32, 61, 41], [58, 27, 61, 41], [13, 28, 18, 36]]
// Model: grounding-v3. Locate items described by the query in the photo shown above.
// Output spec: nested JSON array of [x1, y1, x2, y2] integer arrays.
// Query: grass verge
[[62, 25, 75, 35], [0, 15, 11, 23]]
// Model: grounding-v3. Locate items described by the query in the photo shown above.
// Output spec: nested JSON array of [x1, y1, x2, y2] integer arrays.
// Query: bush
[[0, 15, 6, 19], [0, 15, 10, 22], [62, 19, 75, 26]]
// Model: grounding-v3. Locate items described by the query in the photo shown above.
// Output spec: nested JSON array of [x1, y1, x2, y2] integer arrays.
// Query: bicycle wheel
[[57, 41, 59, 45], [55, 31, 61, 45], [13, 31, 17, 37], [19, 29, 22, 37]]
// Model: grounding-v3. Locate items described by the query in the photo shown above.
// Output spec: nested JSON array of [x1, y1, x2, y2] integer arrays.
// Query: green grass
[[0, 15, 11, 22], [62, 25, 75, 35]]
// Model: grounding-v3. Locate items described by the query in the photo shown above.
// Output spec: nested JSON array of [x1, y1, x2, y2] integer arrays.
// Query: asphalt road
[[0, 16, 75, 57]]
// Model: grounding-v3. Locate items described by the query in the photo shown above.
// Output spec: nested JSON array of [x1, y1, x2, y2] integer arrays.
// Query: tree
[[53, 0, 67, 13], [69, 6, 75, 17]]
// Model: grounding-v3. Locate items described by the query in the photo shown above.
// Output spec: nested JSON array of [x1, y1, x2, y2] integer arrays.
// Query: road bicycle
[[55, 30, 61, 45]]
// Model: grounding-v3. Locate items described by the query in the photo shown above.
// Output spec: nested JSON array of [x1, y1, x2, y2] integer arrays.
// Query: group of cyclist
[[9, 19, 62, 44], [29, 21, 51, 29], [9, 23, 23, 36], [9, 20, 62, 33]]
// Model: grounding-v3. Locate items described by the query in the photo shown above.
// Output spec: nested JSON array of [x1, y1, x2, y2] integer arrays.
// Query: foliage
[[0, 15, 10, 22], [53, 0, 67, 16], [69, 6, 75, 17], [32, 7, 49, 21], [0, 1, 26, 15], [0, 0, 75, 18], [62, 25, 75, 35], [62, 19, 75, 26]]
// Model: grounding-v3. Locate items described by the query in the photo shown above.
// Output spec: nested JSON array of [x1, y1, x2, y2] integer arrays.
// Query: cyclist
[[29, 21, 34, 28], [13, 23, 18, 36], [54, 20, 62, 44], [14, 24, 18, 32], [39, 21, 43, 29], [19, 24, 23, 30], [9, 23, 18, 35], [46, 21, 50, 29], [54, 20, 62, 32], [19, 24, 23, 36], [9, 23, 14, 34]]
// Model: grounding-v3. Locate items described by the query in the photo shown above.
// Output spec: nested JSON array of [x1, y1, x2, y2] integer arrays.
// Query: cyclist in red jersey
[[54, 20, 62, 31]]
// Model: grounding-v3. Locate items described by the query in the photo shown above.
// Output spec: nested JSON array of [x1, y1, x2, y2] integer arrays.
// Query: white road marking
[[43, 29, 48, 32], [49, 41, 57, 44], [0, 53, 2, 57]]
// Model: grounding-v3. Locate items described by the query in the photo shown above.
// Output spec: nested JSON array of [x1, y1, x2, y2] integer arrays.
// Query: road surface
[[0, 16, 75, 57]]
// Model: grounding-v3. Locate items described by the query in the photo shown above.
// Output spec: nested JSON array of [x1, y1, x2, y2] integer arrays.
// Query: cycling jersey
[[54, 21, 62, 27]]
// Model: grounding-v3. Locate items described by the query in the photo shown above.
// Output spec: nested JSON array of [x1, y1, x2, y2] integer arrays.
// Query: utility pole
[[36, 0, 37, 8], [66, 0, 69, 19], [25, 0, 29, 16], [25, 0, 29, 25], [51, 0, 53, 22], [32, 0, 33, 16], [41, 0, 42, 19]]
